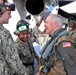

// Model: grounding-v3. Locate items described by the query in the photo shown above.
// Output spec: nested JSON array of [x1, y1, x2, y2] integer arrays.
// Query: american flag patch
[[63, 42, 71, 48]]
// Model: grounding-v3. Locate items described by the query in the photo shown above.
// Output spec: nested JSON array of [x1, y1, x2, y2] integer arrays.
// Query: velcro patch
[[63, 42, 71, 48]]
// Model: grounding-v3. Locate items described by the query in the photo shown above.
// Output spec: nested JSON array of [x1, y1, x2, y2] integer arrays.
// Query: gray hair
[[52, 14, 63, 28]]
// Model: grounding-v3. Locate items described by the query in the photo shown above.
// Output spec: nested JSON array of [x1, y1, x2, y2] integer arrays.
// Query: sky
[[3, 0, 20, 41]]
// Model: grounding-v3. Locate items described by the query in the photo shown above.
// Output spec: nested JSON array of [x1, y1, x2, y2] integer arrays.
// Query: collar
[[0, 24, 5, 30], [53, 28, 66, 38]]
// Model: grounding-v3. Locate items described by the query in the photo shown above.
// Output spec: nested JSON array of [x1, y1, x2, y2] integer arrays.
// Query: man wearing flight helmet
[[0, 0, 29, 75]]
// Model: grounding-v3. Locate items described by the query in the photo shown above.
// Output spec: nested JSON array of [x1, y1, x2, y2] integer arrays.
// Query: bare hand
[[36, 71, 41, 75]]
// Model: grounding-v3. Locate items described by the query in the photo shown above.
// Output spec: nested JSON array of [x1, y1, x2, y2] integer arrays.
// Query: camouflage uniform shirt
[[0, 25, 29, 75], [14, 37, 38, 75]]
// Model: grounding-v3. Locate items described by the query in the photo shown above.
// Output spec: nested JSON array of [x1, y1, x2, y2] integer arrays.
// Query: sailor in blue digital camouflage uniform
[[36, 14, 76, 75], [14, 19, 39, 75], [0, 0, 29, 75]]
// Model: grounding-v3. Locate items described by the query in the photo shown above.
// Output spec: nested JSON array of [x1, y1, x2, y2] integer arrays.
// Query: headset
[[0, 2, 15, 15]]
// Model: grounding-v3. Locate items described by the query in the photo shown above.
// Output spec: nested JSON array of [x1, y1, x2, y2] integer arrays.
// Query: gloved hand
[[41, 64, 51, 74]]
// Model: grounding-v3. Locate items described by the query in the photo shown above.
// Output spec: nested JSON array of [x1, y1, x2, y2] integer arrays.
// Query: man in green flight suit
[[36, 14, 76, 75]]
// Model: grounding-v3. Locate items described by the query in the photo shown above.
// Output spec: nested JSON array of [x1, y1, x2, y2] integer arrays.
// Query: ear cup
[[0, 7, 7, 15]]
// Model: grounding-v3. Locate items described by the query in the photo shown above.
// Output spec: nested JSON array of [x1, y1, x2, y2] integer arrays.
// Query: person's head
[[44, 14, 63, 36], [0, 0, 15, 24], [68, 17, 76, 30], [14, 20, 30, 43]]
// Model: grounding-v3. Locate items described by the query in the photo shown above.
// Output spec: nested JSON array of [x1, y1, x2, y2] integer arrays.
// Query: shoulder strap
[[55, 35, 74, 47]]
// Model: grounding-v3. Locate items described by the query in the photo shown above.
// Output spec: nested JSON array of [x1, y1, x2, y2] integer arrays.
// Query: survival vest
[[39, 30, 76, 75]]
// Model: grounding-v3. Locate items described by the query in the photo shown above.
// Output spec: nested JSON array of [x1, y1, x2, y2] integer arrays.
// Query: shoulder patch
[[63, 42, 71, 48]]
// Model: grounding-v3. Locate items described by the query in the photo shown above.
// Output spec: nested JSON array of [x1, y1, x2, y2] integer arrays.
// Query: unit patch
[[63, 42, 71, 48]]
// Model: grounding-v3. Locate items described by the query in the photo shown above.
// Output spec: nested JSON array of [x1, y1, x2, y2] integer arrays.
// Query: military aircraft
[[12, 0, 76, 47]]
